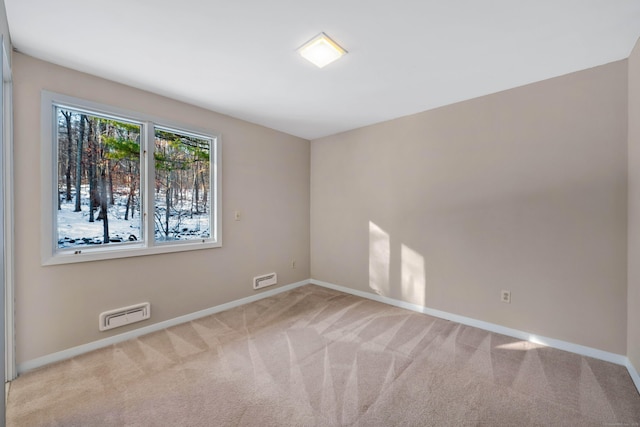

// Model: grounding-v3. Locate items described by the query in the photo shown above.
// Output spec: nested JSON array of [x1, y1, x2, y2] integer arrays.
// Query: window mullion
[[144, 122, 155, 248]]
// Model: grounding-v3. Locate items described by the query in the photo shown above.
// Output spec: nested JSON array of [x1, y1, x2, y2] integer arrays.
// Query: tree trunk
[[125, 164, 134, 220], [62, 111, 73, 202], [192, 166, 199, 214], [100, 167, 109, 243], [165, 174, 171, 236], [108, 160, 115, 205], [74, 115, 85, 212], [174, 176, 180, 206], [201, 171, 208, 213], [88, 119, 96, 222], [125, 181, 136, 221]]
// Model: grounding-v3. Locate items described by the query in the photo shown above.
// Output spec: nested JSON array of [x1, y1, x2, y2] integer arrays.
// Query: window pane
[[56, 107, 142, 249], [154, 127, 211, 242]]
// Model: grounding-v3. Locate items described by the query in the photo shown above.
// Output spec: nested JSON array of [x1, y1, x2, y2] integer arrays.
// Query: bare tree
[[99, 167, 109, 243], [74, 114, 86, 212], [87, 118, 97, 222], [60, 110, 73, 202]]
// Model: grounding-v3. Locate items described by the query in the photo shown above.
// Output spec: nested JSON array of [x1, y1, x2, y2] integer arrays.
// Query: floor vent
[[253, 273, 277, 290], [99, 302, 150, 331]]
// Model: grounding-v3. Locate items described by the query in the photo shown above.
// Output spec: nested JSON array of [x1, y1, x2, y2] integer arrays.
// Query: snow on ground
[[57, 189, 209, 249], [57, 199, 141, 247]]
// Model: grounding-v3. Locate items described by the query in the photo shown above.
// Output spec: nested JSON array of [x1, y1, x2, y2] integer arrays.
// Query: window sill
[[42, 239, 222, 266]]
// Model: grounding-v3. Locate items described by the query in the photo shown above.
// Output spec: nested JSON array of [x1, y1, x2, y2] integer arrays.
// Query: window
[[41, 92, 221, 265], [153, 127, 212, 242]]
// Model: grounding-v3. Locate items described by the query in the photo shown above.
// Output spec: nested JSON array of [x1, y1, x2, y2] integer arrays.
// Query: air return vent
[[99, 302, 150, 331], [253, 273, 277, 290]]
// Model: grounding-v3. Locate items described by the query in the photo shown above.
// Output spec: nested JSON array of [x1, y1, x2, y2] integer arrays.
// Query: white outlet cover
[[501, 290, 511, 303]]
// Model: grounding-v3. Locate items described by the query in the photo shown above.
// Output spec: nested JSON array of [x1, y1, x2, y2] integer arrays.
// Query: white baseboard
[[18, 277, 640, 396], [17, 279, 310, 374], [627, 359, 640, 393], [309, 279, 629, 367]]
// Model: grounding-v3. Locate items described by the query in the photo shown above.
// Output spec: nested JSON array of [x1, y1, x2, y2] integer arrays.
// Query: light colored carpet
[[7, 284, 640, 426]]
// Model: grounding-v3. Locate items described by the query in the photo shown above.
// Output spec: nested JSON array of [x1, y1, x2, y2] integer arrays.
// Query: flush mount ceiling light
[[298, 32, 347, 68]]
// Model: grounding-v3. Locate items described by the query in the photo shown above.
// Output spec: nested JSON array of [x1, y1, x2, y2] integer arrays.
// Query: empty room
[[2, 0, 640, 425]]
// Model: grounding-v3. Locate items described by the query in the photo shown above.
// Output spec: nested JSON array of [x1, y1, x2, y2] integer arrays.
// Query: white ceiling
[[5, 1, 640, 140]]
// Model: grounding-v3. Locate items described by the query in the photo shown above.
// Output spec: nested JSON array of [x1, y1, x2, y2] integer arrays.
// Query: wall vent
[[253, 273, 277, 290], [99, 302, 150, 331]]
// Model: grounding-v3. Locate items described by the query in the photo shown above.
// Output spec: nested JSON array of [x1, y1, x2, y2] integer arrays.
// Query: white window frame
[[41, 91, 221, 265], [2, 35, 16, 383]]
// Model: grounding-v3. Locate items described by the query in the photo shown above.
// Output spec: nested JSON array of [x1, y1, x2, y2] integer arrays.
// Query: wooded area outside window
[[41, 91, 221, 265]]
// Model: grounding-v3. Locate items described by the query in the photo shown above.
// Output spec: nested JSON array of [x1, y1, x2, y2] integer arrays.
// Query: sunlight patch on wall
[[369, 221, 390, 296], [401, 244, 426, 306]]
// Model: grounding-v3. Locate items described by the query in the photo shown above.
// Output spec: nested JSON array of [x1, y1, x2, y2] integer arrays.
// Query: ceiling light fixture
[[298, 32, 347, 68]]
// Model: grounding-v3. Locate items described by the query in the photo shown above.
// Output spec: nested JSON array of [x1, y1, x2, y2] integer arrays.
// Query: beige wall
[[13, 53, 310, 363], [311, 61, 628, 354], [12, 45, 635, 365], [629, 38, 640, 370]]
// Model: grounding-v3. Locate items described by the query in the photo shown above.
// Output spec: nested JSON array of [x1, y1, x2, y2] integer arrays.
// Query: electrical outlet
[[234, 211, 241, 221], [291, 260, 296, 269], [501, 290, 511, 304]]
